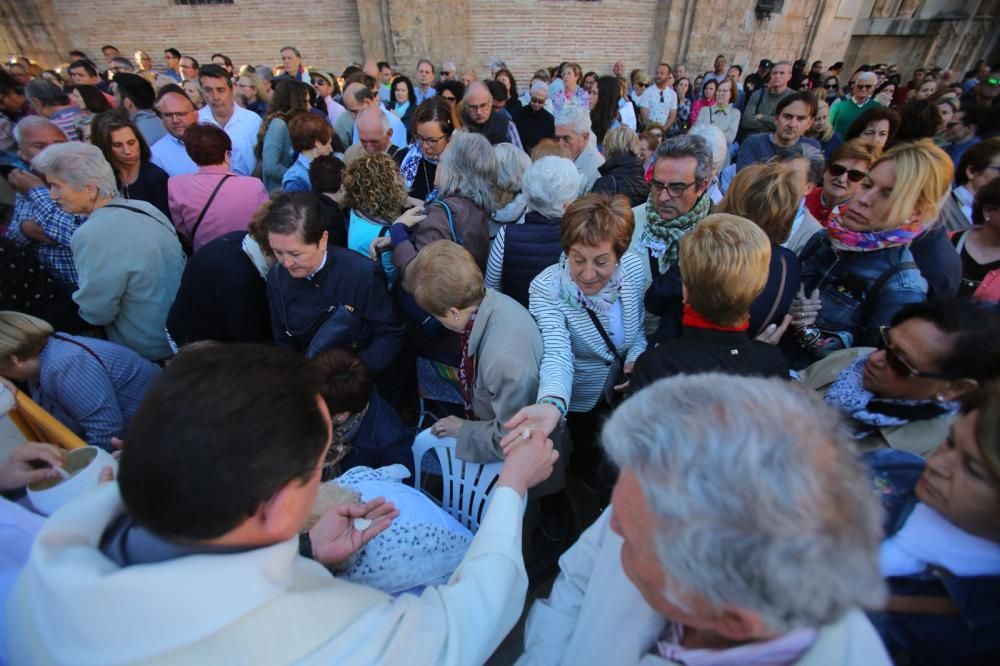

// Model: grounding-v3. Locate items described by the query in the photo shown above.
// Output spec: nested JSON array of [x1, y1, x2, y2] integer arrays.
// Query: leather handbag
[[305, 304, 369, 359]]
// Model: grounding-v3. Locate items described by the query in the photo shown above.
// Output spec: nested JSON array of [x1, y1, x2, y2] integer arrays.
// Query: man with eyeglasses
[[635, 63, 677, 129], [741, 60, 793, 138], [162, 49, 182, 82], [461, 81, 523, 149], [942, 106, 985, 168], [150, 86, 199, 177], [439, 61, 458, 82], [799, 298, 999, 456], [743, 59, 772, 96], [828, 71, 880, 137], [512, 81, 554, 153]]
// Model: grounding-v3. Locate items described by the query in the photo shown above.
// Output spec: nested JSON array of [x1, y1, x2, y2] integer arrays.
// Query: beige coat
[[798, 347, 953, 456]]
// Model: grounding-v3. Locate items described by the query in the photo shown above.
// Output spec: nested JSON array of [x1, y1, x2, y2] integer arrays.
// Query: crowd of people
[[1, 43, 999, 665]]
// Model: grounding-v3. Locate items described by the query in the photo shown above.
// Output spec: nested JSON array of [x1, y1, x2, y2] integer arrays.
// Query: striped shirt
[[528, 251, 648, 412], [30, 334, 160, 450]]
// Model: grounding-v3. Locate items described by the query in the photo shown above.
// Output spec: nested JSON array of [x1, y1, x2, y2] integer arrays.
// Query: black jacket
[[512, 105, 554, 154], [317, 195, 348, 248], [910, 224, 961, 298], [630, 327, 789, 395], [591, 154, 650, 208]]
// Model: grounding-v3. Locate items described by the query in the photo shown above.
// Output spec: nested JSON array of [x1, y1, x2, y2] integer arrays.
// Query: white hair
[[529, 81, 548, 96], [554, 103, 591, 135], [602, 374, 886, 634], [522, 156, 580, 218], [436, 131, 497, 212], [493, 144, 531, 195], [31, 142, 118, 199], [856, 71, 878, 84], [686, 124, 728, 177], [13, 115, 67, 146]]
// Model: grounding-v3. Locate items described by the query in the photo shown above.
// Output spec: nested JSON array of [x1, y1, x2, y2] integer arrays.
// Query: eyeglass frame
[[877, 326, 957, 381], [649, 179, 698, 199], [414, 133, 447, 147], [827, 163, 867, 182]]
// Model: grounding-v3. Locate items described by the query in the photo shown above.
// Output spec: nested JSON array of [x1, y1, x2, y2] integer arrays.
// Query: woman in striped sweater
[[516, 193, 647, 502]]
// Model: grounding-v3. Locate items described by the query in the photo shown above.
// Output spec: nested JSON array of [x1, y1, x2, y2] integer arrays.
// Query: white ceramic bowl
[[27, 446, 117, 516]]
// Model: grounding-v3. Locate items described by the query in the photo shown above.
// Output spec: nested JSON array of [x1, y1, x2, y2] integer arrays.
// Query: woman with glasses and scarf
[[788, 140, 952, 369], [394, 97, 460, 202], [799, 298, 1000, 456]]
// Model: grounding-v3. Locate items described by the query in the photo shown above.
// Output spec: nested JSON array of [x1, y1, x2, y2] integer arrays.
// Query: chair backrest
[[411, 432, 503, 532], [8, 392, 86, 450], [415, 357, 464, 403]]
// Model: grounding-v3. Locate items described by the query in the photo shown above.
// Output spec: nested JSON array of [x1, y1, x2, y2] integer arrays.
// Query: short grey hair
[[554, 103, 591, 135], [856, 71, 878, 84], [602, 374, 885, 634], [493, 144, 531, 196], [653, 134, 715, 185], [522, 156, 580, 218], [773, 143, 826, 187], [529, 81, 548, 96], [686, 124, 728, 177], [436, 131, 497, 212], [13, 115, 66, 146], [31, 142, 119, 199], [24, 78, 69, 107]]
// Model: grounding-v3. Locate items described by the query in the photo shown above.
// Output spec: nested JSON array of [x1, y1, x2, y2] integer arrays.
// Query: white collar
[[307, 250, 328, 279]]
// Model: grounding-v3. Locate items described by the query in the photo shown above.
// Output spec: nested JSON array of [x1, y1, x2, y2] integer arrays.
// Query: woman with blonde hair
[[343, 152, 408, 284], [806, 98, 842, 158], [590, 126, 649, 208], [0, 311, 158, 450], [790, 140, 953, 367], [236, 72, 270, 118]]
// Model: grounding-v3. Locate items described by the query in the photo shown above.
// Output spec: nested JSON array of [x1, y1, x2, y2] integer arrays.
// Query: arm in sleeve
[[735, 136, 762, 172], [517, 511, 611, 666], [262, 120, 289, 186], [266, 272, 294, 348], [827, 100, 842, 133], [529, 276, 575, 406], [391, 206, 449, 276], [623, 263, 648, 365], [354, 268, 404, 374], [506, 121, 523, 150], [456, 352, 539, 463], [484, 227, 506, 291], [859, 281, 927, 347], [725, 110, 740, 144], [740, 90, 763, 131], [46, 356, 124, 450], [26, 187, 82, 247], [71, 233, 126, 326]]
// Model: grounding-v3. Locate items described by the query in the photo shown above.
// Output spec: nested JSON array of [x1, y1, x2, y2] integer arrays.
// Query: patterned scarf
[[639, 192, 711, 271], [824, 354, 958, 437], [457, 311, 478, 419], [822, 206, 923, 252], [399, 144, 437, 192], [551, 253, 624, 313]]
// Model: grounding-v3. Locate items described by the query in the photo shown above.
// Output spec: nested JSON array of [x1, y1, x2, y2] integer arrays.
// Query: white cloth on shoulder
[[880, 502, 1000, 577]]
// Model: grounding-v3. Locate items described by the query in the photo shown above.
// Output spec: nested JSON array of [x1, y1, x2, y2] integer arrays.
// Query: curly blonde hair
[[342, 152, 408, 222]]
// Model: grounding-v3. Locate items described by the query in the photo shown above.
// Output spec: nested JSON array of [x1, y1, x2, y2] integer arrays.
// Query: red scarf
[[681, 304, 749, 332], [457, 311, 478, 419]]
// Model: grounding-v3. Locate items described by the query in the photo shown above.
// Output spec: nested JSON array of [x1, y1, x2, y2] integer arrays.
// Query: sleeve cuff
[[389, 223, 411, 247]]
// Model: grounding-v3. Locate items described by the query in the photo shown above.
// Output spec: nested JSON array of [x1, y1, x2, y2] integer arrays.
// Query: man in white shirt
[[636, 63, 677, 128], [150, 86, 199, 177], [196, 64, 262, 176], [8, 344, 560, 665], [703, 54, 729, 87]]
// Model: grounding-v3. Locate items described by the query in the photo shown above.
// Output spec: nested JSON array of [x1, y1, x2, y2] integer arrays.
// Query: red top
[[805, 186, 835, 225]]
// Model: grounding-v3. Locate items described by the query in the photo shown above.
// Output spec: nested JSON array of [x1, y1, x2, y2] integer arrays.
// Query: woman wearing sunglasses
[[805, 138, 881, 224], [799, 298, 1000, 455], [788, 140, 952, 369]]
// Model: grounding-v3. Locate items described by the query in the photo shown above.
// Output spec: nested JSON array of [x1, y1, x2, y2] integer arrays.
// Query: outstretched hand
[[497, 428, 559, 498], [309, 496, 399, 566], [499, 403, 561, 450]]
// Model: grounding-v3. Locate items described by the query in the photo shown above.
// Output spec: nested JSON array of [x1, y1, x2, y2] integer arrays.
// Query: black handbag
[[304, 304, 369, 359]]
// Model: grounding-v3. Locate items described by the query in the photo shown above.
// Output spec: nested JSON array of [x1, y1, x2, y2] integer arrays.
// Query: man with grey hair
[[343, 106, 402, 164], [344, 82, 407, 151], [627, 134, 713, 292], [439, 61, 458, 82], [517, 373, 889, 665], [5, 116, 82, 287], [31, 142, 184, 361], [741, 60, 793, 137], [554, 104, 603, 192], [513, 81, 554, 153], [24, 79, 83, 141], [462, 81, 523, 149], [829, 71, 880, 137]]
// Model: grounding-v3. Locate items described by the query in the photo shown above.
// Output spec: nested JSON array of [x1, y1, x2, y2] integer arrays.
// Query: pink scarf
[[822, 206, 922, 252]]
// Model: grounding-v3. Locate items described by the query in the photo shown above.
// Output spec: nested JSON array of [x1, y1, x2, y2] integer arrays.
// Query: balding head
[[342, 81, 374, 116], [356, 106, 392, 154], [464, 81, 493, 125]]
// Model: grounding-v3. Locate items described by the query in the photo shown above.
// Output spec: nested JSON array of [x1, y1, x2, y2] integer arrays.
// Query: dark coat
[[512, 105, 554, 154], [501, 211, 562, 308], [630, 326, 789, 394], [339, 389, 415, 481], [122, 160, 171, 221], [910, 224, 961, 298], [317, 195, 348, 248], [590, 154, 650, 208], [166, 230, 272, 346]]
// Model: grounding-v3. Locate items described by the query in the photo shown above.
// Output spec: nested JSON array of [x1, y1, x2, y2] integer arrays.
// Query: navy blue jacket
[[910, 224, 961, 298], [864, 448, 1000, 665], [591, 154, 650, 208], [338, 389, 415, 482], [502, 211, 562, 308]]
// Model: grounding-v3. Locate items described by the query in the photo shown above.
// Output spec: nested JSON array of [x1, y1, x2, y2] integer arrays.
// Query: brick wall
[[48, 0, 364, 74]]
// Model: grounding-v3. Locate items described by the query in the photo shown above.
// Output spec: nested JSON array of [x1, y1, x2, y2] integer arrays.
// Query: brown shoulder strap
[[884, 594, 959, 615]]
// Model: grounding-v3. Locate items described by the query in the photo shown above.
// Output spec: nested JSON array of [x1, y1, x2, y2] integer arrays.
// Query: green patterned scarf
[[639, 192, 712, 271]]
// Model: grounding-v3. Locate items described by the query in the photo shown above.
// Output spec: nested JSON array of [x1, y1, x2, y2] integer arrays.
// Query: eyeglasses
[[828, 163, 867, 182], [158, 111, 195, 120], [466, 101, 491, 113], [441, 70, 452, 76], [529, 97, 546, 105], [649, 179, 696, 198], [659, 90, 664, 103], [877, 326, 956, 381], [825, 83, 839, 89], [854, 83, 874, 90], [414, 134, 446, 147], [441, 94, 456, 103], [635, 82, 648, 88]]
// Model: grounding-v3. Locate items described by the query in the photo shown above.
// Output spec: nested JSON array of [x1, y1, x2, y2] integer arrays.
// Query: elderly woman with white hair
[[590, 126, 650, 208], [31, 142, 184, 361], [485, 156, 580, 307], [390, 131, 496, 276], [490, 143, 531, 236], [554, 104, 604, 193], [516, 373, 889, 665], [687, 123, 730, 203]]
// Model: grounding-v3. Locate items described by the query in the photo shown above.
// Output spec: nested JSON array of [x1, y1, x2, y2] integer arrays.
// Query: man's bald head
[[464, 81, 493, 125], [356, 106, 392, 153], [343, 81, 374, 116]]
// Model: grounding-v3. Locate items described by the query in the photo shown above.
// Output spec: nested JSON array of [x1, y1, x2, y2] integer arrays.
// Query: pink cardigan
[[167, 165, 269, 253]]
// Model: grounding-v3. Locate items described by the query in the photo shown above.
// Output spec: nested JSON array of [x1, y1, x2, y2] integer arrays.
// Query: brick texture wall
[[49, 0, 364, 74]]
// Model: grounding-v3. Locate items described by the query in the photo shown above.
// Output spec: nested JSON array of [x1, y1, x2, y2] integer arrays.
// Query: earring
[[934, 394, 945, 402]]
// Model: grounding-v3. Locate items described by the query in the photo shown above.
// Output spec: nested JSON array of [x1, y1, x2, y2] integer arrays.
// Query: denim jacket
[[799, 233, 927, 348], [864, 449, 1000, 665]]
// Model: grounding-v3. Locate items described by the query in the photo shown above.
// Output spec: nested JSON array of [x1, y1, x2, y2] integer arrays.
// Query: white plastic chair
[[411, 429, 503, 533]]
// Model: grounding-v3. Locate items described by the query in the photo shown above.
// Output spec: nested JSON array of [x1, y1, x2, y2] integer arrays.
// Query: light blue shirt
[[198, 104, 263, 176], [351, 106, 408, 150], [281, 154, 312, 193], [414, 85, 436, 105], [150, 134, 197, 177]]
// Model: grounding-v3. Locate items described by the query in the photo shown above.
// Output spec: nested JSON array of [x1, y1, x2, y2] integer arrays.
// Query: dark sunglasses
[[877, 326, 955, 381], [828, 163, 867, 182], [825, 83, 838, 89]]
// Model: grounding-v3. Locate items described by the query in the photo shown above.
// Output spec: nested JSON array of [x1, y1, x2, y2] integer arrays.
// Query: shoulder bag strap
[[51, 333, 108, 371], [103, 203, 167, 226], [584, 308, 623, 365], [861, 261, 918, 324], [430, 199, 460, 244], [883, 594, 959, 615], [188, 175, 233, 246], [753, 253, 788, 338]]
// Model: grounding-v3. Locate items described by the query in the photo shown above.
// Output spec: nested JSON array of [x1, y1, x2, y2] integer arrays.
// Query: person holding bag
[[263, 192, 403, 375], [167, 124, 269, 254]]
